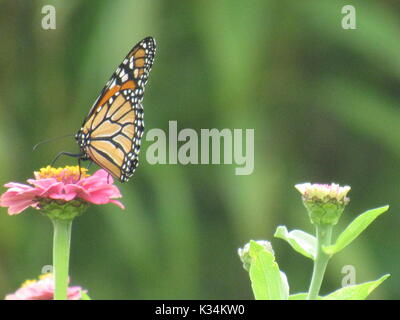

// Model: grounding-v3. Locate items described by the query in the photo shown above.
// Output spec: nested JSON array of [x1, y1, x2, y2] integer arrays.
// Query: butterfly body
[[74, 37, 156, 182]]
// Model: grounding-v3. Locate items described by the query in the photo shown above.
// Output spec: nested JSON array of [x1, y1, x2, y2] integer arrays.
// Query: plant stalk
[[52, 219, 72, 300], [307, 224, 333, 300]]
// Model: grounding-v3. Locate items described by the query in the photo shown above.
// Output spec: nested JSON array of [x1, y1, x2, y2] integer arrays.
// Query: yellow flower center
[[39, 272, 54, 280], [21, 273, 53, 288], [35, 165, 89, 182], [21, 279, 37, 288]]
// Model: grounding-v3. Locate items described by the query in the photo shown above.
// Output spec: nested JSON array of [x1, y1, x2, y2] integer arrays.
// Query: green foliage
[[80, 292, 92, 300], [289, 293, 310, 300], [289, 274, 390, 300], [322, 274, 390, 300], [274, 226, 316, 260], [248, 241, 288, 300], [323, 206, 389, 255], [243, 203, 389, 300]]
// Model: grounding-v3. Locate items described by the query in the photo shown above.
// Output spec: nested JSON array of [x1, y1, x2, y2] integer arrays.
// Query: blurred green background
[[0, 0, 400, 299]]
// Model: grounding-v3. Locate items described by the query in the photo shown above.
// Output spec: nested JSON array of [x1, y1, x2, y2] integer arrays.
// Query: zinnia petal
[[0, 187, 40, 215], [108, 199, 125, 210]]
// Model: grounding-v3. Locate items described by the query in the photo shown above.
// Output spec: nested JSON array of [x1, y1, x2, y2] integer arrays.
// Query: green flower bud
[[295, 183, 351, 226], [38, 198, 89, 221]]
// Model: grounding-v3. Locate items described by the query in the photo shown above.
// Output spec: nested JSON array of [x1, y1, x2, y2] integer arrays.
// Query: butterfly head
[[75, 129, 90, 159]]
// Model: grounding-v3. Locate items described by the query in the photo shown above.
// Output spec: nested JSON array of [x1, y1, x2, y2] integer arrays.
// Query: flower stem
[[307, 224, 333, 300], [52, 219, 72, 300]]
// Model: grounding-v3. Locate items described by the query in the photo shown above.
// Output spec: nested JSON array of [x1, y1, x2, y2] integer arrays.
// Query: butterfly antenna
[[33, 134, 75, 151]]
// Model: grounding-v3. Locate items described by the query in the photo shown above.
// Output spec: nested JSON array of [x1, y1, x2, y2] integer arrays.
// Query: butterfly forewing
[[76, 37, 155, 182]]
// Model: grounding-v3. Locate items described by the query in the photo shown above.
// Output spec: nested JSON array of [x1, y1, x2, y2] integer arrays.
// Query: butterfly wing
[[76, 37, 156, 182]]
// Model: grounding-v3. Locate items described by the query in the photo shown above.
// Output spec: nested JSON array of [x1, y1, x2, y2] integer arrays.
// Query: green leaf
[[80, 292, 92, 300], [323, 205, 389, 255], [274, 226, 316, 260], [289, 293, 324, 300], [322, 274, 390, 300], [289, 293, 308, 300], [248, 240, 289, 300]]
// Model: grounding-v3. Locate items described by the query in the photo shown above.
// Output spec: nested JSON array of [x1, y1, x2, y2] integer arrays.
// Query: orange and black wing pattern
[[75, 37, 156, 182]]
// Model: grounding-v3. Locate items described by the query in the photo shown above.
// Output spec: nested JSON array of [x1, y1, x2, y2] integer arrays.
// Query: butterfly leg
[[77, 157, 83, 181], [51, 151, 85, 181], [86, 160, 93, 170]]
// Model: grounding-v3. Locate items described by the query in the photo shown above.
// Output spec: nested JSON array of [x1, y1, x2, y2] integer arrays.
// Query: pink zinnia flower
[[0, 166, 124, 215], [5, 273, 87, 300]]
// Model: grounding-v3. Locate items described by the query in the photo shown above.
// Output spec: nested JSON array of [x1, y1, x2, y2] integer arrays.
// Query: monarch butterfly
[[55, 37, 156, 182]]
